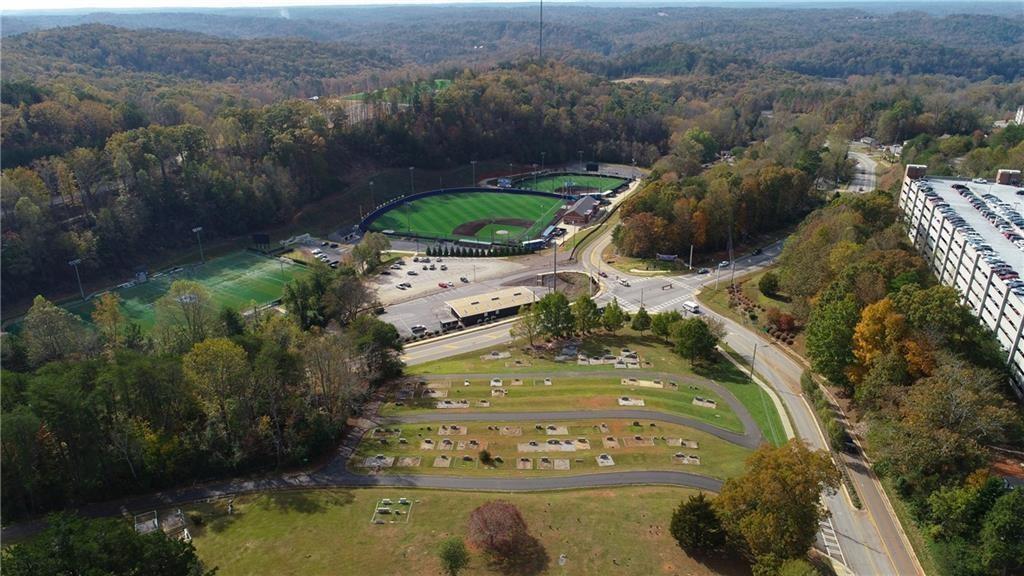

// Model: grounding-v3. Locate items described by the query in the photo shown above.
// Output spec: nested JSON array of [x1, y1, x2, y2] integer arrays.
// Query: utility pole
[[471, 160, 477, 186], [68, 258, 85, 300], [192, 226, 205, 263], [728, 198, 736, 288], [749, 343, 758, 382], [552, 241, 558, 293]]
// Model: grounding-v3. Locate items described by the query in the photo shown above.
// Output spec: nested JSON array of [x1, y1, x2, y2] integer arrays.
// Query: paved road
[[848, 149, 878, 193]]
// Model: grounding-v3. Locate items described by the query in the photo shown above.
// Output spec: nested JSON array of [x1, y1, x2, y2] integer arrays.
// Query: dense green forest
[[1, 261, 401, 522], [774, 191, 1024, 575]]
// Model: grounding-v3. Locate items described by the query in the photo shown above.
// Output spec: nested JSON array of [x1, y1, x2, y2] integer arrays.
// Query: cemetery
[[351, 419, 751, 479]]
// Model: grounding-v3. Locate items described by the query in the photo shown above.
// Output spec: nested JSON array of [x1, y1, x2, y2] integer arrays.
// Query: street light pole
[[749, 343, 758, 382], [369, 180, 375, 208], [192, 226, 205, 263], [68, 258, 85, 300], [409, 166, 415, 195]]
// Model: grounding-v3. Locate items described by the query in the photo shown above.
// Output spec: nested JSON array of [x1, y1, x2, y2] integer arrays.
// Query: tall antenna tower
[[539, 0, 544, 61]]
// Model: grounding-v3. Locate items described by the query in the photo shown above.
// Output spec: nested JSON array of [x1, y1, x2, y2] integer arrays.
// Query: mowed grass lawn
[[185, 487, 751, 576], [409, 332, 695, 376], [517, 173, 628, 193], [58, 251, 309, 331], [368, 191, 564, 242], [382, 377, 741, 433], [406, 331, 788, 446], [354, 419, 750, 479]]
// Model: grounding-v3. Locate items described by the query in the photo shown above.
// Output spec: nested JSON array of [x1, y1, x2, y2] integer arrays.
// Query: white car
[[411, 324, 427, 333], [718, 260, 730, 268]]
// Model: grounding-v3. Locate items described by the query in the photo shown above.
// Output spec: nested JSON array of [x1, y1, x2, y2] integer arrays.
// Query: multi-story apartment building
[[899, 165, 1024, 397]]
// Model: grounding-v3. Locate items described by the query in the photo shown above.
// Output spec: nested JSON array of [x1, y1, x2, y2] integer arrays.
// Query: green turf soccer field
[[367, 191, 565, 242], [60, 251, 311, 331], [516, 173, 628, 194]]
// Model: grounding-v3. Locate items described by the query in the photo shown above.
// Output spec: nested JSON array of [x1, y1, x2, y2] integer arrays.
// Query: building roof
[[917, 176, 1024, 273], [446, 287, 536, 319], [567, 195, 599, 217]]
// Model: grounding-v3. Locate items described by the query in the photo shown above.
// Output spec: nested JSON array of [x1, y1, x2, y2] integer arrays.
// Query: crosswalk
[[612, 291, 698, 314], [819, 516, 848, 567]]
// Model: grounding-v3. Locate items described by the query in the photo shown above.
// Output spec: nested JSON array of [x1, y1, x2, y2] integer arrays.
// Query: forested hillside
[[6, 6, 1023, 79]]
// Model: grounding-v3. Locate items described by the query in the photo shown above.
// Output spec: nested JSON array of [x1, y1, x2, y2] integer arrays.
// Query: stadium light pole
[[471, 160, 477, 186], [68, 258, 85, 300], [192, 226, 205, 263]]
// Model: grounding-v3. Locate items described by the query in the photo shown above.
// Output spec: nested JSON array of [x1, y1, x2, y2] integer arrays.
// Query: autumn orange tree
[[714, 440, 840, 574]]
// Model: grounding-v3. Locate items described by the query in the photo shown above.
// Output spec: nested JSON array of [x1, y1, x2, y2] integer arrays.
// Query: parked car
[[718, 260, 730, 268], [460, 277, 470, 283], [407, 270, 418, 276], [697, 268, 710, 274], [440, 264, 448, 271], [411, 325, 427, 333], [380, 270, 391, 276]]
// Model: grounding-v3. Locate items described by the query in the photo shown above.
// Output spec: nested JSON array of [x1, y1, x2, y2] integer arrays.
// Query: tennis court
[[367, 191, 565, 243], [61, 251, 311, 330], [515, 173, 628, 194]]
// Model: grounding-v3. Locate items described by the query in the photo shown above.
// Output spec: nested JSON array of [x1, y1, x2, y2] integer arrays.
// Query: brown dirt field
[[452, 217, 534, 236]]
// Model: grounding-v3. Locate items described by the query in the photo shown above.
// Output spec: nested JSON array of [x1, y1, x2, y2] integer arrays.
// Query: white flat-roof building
[[899, 164, 1024, 397]]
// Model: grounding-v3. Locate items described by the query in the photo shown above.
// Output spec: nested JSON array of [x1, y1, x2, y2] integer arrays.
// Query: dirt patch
[[453, 217, 534, 237]]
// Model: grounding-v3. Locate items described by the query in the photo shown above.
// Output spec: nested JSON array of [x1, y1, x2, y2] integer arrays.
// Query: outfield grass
[[382, 376, 741, 433], [368, 191, 564, 243], [59, 251, 310, 330], [355, 418, 750, 479], [184, 487, 749, 576], [517, 173, 628, 194]]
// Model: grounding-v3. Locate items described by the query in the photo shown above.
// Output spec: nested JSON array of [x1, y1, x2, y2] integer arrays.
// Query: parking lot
[[373, 254, 529, 307], [292, 239, 349, 268], [375, 260, 552, 338]]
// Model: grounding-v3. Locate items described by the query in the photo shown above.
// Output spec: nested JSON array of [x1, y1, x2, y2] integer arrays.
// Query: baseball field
[[516, 173, 628, 194], [366, 191, 565, 243]]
